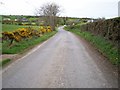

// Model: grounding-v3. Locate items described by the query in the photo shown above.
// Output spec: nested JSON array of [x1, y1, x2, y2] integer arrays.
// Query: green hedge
[[80, 17, 120, 47]]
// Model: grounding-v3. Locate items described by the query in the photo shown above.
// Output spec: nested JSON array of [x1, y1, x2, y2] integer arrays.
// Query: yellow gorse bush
[[2, 26, 52, 46]]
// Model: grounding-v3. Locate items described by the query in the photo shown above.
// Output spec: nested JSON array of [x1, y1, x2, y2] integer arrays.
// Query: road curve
[[2, 27, 118, 88]]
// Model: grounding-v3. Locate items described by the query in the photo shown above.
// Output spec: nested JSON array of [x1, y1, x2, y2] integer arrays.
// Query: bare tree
[[36, 2, 61, 30]]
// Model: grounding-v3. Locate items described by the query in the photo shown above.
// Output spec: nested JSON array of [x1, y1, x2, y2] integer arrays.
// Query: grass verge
[[0, 59, 11, 67], [65, 27, 119, 65], [2, 31, 57, 54]]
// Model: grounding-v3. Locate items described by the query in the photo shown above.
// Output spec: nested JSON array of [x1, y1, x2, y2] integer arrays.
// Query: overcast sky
[[0, 0, 119, 19]]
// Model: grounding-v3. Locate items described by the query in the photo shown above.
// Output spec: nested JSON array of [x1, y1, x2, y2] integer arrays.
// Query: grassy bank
[[2, 31, 57, 54], [65, 26, 119, 65]]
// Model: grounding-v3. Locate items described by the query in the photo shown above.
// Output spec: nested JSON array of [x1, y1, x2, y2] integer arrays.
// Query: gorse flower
[[2, 26, 52, 46]]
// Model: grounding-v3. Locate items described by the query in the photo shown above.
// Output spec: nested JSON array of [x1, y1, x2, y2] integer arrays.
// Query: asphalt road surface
[[2, 27, 118, 88]]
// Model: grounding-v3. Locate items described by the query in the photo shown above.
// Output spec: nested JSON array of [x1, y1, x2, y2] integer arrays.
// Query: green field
[[2, 24, 40, 32]]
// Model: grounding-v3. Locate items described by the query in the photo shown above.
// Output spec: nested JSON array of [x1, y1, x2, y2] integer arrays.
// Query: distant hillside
[[1, 15, 96, 26]]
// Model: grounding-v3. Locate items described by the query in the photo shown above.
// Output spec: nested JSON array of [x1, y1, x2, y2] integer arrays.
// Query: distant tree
[[36, 2, 61, 30]]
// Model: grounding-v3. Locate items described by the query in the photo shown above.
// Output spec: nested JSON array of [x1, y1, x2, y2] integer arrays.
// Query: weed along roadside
[[1, 25, 57, 67], [0, 59, 11, 67], [64, 18, 119, 66]]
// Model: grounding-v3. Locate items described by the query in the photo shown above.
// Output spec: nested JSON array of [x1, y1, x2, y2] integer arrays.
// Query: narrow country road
[[2, 27, 118, 88]]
